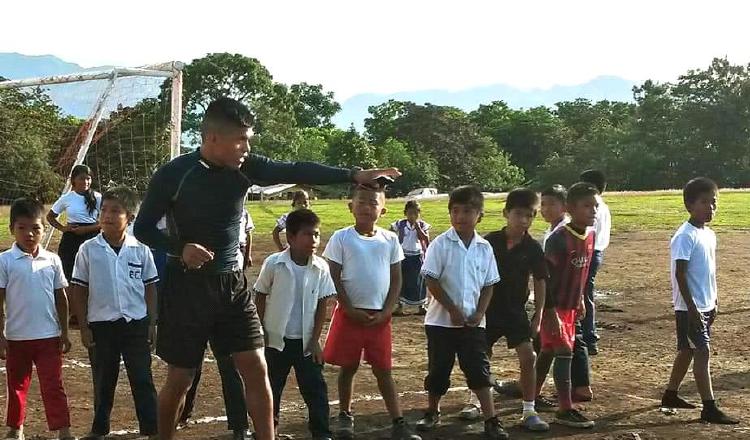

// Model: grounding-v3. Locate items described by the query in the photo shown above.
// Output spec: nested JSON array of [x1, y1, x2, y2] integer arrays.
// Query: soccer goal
[[0, 62, 183, 248]]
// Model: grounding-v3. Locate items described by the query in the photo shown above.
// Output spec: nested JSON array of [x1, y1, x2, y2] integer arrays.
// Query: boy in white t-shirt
[[0, 198, 74, 440], [322, 185, 420, 440], [660, 177, 738, 424], [255, 209, 336, 440], [579, 170, 611, 354], [414, 186, 506, 439], [70, 187, 159, 439]]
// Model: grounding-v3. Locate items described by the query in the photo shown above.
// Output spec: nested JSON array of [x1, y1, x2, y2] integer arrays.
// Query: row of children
[[0, 171, 738, 440]]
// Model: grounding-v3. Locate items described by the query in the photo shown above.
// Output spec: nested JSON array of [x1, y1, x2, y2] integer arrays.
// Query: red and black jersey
[[544, 225, 595, 310]]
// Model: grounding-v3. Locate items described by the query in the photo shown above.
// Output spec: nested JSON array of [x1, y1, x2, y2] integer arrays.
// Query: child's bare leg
[[372, 367, 402, 418], [692, 345, 714, 401], [516, 342, 537, 402], [338, 365, 359, 413], [666, 349, 694, 392]]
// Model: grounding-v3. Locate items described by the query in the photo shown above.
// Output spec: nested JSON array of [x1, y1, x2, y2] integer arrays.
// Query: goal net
[[0, 62, 183, 248]]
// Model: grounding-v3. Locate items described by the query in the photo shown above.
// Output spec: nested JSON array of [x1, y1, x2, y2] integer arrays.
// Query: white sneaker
[[459, 404, 482, 421]]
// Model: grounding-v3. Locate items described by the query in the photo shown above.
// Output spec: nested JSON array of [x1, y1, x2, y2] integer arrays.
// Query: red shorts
[[540, 308, 577, 352], [323, 305, 392, 371]]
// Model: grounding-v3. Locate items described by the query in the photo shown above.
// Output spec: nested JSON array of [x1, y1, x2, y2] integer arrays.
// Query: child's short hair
[[404, 200, 421, 213], [10, 198, 45, 228], [102, 186, 140, 215], [352, 184, 385, 200], [285, 209, 320, 236], [448, 185, 484, 212], [292, 190, 309, 205], [580, 169, 607, 194], [567, 182, 599, 205], [541, 184, 567, 204], [683, 177, 718, 206], [505, 188, 539, 211]]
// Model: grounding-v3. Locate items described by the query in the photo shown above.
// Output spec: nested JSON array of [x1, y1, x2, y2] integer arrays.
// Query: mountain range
[[1, 53, 638, 129]]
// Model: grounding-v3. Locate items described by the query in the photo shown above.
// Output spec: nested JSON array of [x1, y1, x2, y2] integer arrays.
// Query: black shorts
[[157, 262, 265, 369], [424, 326, 492, 395], [486, 310, 532, 350], [675, 309, 715, 351]]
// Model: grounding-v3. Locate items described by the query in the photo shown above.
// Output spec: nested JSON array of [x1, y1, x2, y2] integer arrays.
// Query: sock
[[553, 355, 573, 410], [522, 400, 536, 415], [702, 400, 717, 411]]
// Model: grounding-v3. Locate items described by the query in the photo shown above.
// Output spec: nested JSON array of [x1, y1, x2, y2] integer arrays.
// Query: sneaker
[[4, 430, 24, 440], [232, 429, 251, 440], [335, 411, 355, 439], [416, 306, 427, 315], [521, 412, 550, 432], [493, 379, 522, 398], [555, 409, 595, 428], [535, 396, 557, 412], [80, 433, 104, 440], [587, 343, 599, 355], [459, 404, 482, 420], [483, 416, 510, 440], [416, 411, 441, 431], [661, 392, 696, 409], [390, 418, 421, 440], [701, 406, 740, 424]]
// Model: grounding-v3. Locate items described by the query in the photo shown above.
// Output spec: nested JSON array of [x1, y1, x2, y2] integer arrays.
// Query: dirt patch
[[4, 231, 749, 439]]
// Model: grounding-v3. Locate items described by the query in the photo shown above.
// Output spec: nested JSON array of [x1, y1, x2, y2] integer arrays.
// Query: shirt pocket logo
[[127, 261, 143, 280]]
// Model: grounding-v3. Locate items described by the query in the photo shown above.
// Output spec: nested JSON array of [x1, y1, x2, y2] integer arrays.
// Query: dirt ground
[[4, 230, 749, 439]]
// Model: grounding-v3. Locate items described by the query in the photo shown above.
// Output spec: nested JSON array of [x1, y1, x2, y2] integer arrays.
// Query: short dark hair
[[567, 182, 599, 205], [541, 184, 567, 204], [683, 177, 718, 206], [505, 188, 539, 211], [404, 200, 421, 213], [285, 208, 320, 236], [10, 198, 45, 228], [102, 186, 140, 215], [449, 185, 484, 211], [201, 97, 255, 138], [580, 169, 607, 194], [352, 184, 386, 200], [292, 190, 309, 205]]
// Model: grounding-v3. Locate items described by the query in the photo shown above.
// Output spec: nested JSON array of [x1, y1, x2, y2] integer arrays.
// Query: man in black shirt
[[134, 97, 400, 440]]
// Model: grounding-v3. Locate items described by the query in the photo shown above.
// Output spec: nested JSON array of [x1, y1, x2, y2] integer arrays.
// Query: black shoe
[[232, 429, 251, 440], [661, 392, 697, 409], [483, 416, 509, 440], [587, 343, 599, 355], [535, 396, 557, 412], [416, 411, 441, 431], [554, 408, 595, 428], [701, 406, 739, 424], [391, 418, 421, 439]]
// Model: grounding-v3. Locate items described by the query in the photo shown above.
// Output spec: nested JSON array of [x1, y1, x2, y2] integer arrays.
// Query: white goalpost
[[0, 61, 184, 248]]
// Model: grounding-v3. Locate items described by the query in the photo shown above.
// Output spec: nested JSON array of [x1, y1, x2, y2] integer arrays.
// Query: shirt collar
[[11, 243, 53, 260], [94, 232, 140, 248], [277, 248, 326, 271], [446, 227, 487, 249], [563, 224, 592, 241]]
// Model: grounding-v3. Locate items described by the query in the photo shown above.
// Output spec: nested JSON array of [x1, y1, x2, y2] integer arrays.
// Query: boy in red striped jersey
[[535, 182, 598, 429]]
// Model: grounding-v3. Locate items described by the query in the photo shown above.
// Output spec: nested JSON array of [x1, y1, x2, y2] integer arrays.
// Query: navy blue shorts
[[675, 309, 716, 351]]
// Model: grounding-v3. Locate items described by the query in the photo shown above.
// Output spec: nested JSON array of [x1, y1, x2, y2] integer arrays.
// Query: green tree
[[289, 82, 341, 129]]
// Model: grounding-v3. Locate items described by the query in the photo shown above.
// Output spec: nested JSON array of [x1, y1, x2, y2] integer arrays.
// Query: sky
[[2, 0, 750, 100]]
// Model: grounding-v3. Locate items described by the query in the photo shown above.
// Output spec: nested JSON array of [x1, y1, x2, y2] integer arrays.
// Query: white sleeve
[[483, 249, 501, 287], [71, 244, 89, 287], [253, 257, 274, 295], [671, 231, 695, 262], [420, 236, 443, 279], [390, 234, 405, 264], [142, 247, 159, 285], [51, 194, 68, 215], [53, 255, 69, 289], [317, 265, 338, 300], [322, 231, 344, 264], [0, 257, 7, 289], [276, 214, 288, 230]]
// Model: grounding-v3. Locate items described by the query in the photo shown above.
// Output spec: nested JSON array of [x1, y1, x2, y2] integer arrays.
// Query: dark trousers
[[88, 318, 157, 435], [582, 250, 604, 344], [266, 339, 331, 438], [181, 353, 248, 431]]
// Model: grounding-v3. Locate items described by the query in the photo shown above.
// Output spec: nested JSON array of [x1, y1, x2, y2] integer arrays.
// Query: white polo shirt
[[71, 233, 159, 323], [594, 194, 611, 251], [323, 226, 404, 310], [421, 228, 501, 328], [253, 250, 336, 354], [0, 244, 68, 341], [51, 190, 102, 224]]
